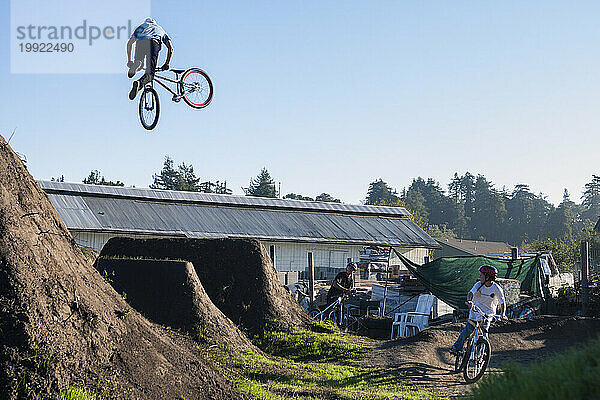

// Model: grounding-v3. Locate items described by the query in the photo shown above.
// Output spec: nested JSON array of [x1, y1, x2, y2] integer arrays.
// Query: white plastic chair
[[390, 294, 435, 339]]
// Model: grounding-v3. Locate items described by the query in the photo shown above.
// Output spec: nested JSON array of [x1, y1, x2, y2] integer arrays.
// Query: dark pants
[[133, 39, 161, 87], [451, 318, 491, 352]]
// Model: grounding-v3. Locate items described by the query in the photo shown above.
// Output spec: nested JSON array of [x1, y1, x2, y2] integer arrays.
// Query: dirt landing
[[367, 316, 600, 397], [100, 237, 309, 336], [0, 135, 242, 399], [96, 257, 255, 350]]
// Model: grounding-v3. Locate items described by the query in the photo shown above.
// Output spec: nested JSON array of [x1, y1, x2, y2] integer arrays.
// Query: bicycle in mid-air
[[454, 304, 501, 383], [138, 67, 213, 130]]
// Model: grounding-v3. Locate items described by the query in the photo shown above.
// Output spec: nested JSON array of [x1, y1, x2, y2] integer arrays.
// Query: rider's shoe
[[127, 68, 136, 78], [128, 81, 140, 100]]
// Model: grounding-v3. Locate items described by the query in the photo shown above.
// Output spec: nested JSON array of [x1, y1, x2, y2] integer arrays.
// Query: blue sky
[[1, 1, 599, 205]]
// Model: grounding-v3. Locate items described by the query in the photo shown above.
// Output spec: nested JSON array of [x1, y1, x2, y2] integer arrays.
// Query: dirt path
[[363, 316, 600, 397]]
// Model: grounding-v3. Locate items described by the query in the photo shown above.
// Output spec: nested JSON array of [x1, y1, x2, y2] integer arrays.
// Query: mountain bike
[[138, 67, 213, 130], [308, 296, 344, 325], [454, 304, 501, 383]]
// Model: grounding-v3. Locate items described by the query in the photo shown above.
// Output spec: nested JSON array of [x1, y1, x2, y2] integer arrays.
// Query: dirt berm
[[0, 136, 244, 399], [100, 237, 310, 337], [96, 257, 255, 350]]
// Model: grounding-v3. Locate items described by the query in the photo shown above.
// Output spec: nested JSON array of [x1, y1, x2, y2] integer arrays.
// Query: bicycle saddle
[[170, 68, 186, 74]]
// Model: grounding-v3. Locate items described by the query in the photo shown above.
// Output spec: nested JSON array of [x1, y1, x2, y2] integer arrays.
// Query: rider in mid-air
[[450, 264, 507, 355], [126, 18, 174, 100]]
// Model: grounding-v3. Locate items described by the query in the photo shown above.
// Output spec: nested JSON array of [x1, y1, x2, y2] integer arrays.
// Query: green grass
[[205, 325, 447, 400], [252, 322, 367, 362], [467, 336, 600, 400], [57, 386, 97, 400]]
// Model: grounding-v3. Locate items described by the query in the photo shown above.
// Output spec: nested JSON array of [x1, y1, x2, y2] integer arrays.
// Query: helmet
[[346, 262, 358, 272], [479, 264, 498, 281], [144, 17, 156, 24]]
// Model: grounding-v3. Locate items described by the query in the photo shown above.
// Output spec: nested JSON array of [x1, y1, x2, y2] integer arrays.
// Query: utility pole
[[580, 241, 590, 316]]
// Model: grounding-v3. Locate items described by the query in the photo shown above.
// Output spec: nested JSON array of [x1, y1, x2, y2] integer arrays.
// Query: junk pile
[[0, 136, 242, 399]]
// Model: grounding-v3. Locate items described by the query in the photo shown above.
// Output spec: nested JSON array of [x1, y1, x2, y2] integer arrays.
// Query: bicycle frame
[[153, 72, 182, 100]]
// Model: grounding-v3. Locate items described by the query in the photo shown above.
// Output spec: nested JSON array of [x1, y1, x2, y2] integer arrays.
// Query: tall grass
[[468, 336, 600, 399], [57, 386, 96, 400]]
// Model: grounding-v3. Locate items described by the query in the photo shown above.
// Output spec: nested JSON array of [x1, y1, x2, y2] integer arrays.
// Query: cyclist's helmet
[[346, 262, 358, 272], [479, 264, 498, 281]]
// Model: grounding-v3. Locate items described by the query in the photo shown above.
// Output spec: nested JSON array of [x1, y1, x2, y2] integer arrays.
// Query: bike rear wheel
[[180, 68, 213, 109], [463, 337, 491, 383], [139, 87, 160, 130]]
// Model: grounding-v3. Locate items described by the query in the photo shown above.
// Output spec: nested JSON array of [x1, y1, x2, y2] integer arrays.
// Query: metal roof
[[39, 181, 439, 248], [39, 181, 410, 217]]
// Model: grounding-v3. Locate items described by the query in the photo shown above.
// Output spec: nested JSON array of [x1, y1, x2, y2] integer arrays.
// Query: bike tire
[[308, 309, 320, 320], [180, 68, 213, 109], [139, 87, 160, 130], [463, 337, 491, 383]]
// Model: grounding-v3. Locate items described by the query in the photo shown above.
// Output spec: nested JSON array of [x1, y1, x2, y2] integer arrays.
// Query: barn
[[40, 181, 439, 285]]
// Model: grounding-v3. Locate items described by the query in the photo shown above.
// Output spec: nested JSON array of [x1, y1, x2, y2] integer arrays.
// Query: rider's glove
[[161, 63, 170, 71]]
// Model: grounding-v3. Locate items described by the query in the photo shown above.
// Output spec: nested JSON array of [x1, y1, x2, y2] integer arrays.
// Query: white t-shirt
[[468, 281, 505, 321]]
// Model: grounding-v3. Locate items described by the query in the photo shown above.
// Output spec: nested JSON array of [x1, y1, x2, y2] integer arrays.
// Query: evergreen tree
[[150, 157, 179, 190], [83, 170, 124, 186], [581, 175, 600, 223], [365, 179, 398, 205], [315, 193, 341, 203], [284, 193, 314, 201], [176, 163, 200, 192], [245, 168, 277, 198]]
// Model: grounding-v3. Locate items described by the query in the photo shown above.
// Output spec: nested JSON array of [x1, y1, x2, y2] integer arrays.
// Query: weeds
[[57, 385, 97, 400], [468, 335, 600, 399], [206, 328, 446, 400]]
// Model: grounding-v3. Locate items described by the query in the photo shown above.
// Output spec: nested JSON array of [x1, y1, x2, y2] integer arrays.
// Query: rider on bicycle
[[450, 265, 507, 355], [327, 262, 357, 304], [126, 18, 174, 100]]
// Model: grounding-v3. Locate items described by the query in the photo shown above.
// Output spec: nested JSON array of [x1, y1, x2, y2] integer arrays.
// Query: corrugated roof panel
[[38, 180, 410, 217], [44, 191, 439, 248]]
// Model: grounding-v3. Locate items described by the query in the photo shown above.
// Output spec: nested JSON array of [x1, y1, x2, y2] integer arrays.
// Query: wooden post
[[581, 242, 590, 316], [308, 252, 315, 305]]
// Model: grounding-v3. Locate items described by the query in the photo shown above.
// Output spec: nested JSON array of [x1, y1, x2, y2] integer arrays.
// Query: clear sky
[[1, 1, 599, 205]]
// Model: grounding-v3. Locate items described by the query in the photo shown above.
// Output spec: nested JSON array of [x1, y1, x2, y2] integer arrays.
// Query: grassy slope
[[468, 335, 600, 400], [207, 322, 448, 400]]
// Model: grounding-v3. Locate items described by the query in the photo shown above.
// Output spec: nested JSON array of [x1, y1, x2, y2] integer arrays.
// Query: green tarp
[[394, 250, 543, 310]]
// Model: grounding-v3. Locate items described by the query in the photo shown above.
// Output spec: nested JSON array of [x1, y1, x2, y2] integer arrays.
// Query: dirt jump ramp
[[0, 136, 242, 400], [100, 237, 310, 336], [96, 257, 255, 350]]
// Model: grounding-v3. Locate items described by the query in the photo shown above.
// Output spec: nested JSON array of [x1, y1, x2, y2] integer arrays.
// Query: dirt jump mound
[[96, 257, 254, 350], [100, 237, 309, 336], [0, 136, 240, 399]]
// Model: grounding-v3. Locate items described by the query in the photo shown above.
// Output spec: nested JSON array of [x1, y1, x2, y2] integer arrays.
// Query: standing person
[[126, 18, 174, 100], [450, 265, 508, 355]]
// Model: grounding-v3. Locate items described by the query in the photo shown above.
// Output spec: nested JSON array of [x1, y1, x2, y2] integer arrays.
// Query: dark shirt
[[327, 271, 354, 303]]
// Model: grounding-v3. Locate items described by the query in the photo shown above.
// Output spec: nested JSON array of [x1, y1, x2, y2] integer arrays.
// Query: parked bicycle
[[138, 67, 213, 130], [454, 304, 501, 383]]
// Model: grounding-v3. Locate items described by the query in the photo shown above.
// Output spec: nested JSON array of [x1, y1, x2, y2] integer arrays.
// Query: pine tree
[[245, 168, 277, 198], [365, 179, 398, 205], [581, 175, 600, 223], [150, 157, 179, 190], [315, 193, 341, 203]]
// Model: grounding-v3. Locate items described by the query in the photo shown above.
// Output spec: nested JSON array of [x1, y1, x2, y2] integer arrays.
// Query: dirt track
[[365, 316, 600, 397]]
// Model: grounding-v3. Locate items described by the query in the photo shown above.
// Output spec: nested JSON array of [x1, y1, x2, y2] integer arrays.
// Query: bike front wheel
[[180, 68, 213, 109], [463, 337, 491, 383], [139, 87, 160, 130]]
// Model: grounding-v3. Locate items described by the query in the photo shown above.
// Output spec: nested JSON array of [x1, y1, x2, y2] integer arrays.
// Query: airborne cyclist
[[126, 18, 174, 100]]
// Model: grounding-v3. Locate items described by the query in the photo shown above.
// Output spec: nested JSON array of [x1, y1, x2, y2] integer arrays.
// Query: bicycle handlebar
[[467, 303, 502, 321]]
